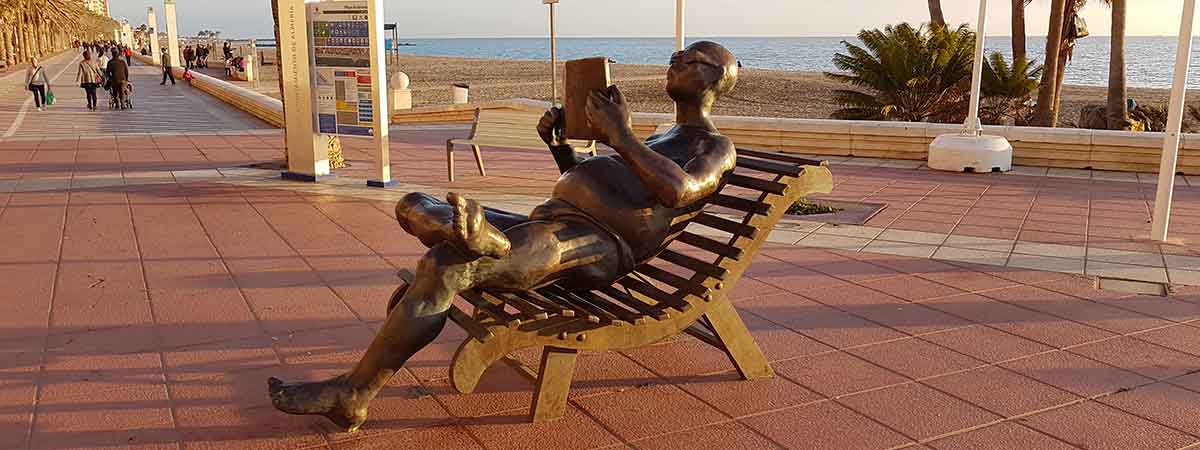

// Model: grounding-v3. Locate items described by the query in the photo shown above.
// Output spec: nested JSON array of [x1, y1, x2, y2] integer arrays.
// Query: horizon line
[[235, 34, 1182, 40]]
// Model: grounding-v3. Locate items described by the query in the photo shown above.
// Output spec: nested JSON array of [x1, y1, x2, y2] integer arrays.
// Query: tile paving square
[[5, 126, 1200, 449]]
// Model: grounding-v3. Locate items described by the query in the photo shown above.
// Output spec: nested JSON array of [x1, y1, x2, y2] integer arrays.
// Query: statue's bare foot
[[267, 375, 370, 432], [447, 192, 511, 259]]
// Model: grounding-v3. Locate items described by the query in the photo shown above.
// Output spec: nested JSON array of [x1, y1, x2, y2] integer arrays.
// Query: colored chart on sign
[[309, 1, 374, 137]]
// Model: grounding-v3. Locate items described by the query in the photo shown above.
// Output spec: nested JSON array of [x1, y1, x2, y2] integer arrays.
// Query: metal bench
[[445, 109, 597, 181], [391, 148, 833, 422]]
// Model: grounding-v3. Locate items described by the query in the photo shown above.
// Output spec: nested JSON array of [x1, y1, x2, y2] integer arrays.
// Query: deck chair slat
[[497, 292, 554, 320], [618, 276, 692, 313], [676, 231, 744, 259], [448, 305, 494, 342], [736, 147, 823, 166], [708, 193, 771, 216], [598, 286, 670, 320], [544, 286, 649, 325], [656, 249, 728, 279], [693, 212, 758, 238], [726, 173, 788, 195], [533, 288, 626, 325], [461, 290, 522, 327], [634, 264, 709, 297], [521, 290, 602, 324], [507, 290, 574, 317], [735, 156, 803, 177]]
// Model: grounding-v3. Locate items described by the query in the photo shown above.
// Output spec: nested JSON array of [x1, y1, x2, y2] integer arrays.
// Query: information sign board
[[308, 1, 375, 137]]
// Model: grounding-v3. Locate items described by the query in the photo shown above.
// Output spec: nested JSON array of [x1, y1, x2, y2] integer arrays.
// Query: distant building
[[84, 0, 110, 16]]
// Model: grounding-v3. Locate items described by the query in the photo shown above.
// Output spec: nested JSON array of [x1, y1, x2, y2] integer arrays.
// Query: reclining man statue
[[267, 41, 740, 432]]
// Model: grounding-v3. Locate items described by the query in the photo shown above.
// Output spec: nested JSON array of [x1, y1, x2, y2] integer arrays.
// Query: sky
[[108, 0, 1194, 39]]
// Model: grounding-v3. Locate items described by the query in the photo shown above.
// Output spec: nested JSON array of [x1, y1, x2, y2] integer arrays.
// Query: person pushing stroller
[[105, 48, 132, 109]]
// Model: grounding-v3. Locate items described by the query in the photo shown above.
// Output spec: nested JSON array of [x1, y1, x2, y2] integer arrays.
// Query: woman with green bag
[[24, 58, 50, 111]]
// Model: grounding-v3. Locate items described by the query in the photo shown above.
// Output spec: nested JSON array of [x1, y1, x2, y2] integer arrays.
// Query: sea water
[[255, 36, 1200, 89]]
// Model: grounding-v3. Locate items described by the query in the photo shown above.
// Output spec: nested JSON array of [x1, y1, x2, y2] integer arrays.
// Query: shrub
[[826, 23, 974, 123], [981, 52, 1042, 125]]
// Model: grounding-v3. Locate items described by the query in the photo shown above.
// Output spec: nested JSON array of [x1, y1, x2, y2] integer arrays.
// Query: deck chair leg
[[471, 144, 486, 177], [530, 347, 578, 423], [705, 297, 773, 380], [446, 141, 455, 182]]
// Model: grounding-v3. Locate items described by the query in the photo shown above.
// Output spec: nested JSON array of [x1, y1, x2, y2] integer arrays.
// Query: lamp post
[[1150, 0, 1197, 241], [927, 0, 1014, 173], [544, 0, 560, 105], [675, 0, 684, 51]]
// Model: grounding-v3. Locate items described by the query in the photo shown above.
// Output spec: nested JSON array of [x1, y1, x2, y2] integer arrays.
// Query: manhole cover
[[1096, 277, 1169, 296], [788, 199, 888, 226]]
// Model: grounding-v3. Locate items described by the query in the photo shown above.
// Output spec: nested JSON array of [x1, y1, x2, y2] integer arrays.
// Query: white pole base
[[928, 134, 1013, 173]]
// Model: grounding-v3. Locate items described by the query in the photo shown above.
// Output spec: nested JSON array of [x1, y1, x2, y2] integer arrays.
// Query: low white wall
[[158, 77, 1198, 174]]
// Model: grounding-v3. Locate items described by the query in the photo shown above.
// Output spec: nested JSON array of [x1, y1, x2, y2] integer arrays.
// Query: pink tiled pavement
[[2, 132, 1200, 450]]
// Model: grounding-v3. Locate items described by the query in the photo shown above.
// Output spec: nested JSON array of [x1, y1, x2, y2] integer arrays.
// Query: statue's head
[[666, 41, 738, 106]]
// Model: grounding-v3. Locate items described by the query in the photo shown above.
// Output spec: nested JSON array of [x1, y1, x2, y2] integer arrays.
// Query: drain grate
[[1096, 277, 1170, 296]]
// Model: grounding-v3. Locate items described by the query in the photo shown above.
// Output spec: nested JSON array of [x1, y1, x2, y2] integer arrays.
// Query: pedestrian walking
[[123, 46, 132, 66], [97, 49, 110, 73], [76, 50, 104, 110], [24, 58, 50, 111], [183, 46, 195, 70], [160, 49, 176, 85]]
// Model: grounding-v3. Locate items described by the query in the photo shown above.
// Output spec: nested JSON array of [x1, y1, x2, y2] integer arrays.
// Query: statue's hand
[[537, 107, 567, 147], [586, 85, 634, 146]]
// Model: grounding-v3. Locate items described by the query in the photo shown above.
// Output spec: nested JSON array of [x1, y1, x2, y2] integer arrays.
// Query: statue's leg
[[267, 218, 623, 432], [395, 192, 528, 253]]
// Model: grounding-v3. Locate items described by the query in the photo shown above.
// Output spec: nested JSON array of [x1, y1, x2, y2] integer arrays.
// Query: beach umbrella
[[544, 0, 560, 104], [1150, 0, 1197, 241]]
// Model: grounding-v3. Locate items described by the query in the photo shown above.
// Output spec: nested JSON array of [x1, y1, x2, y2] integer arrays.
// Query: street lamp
[[544, 0, 560, 105]]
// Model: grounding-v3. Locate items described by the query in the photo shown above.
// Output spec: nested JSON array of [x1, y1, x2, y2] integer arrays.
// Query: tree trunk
[[1011, 0, 1027, 61], [928, 0, 946, 27], [1032, 0, 1067, 127], [1106, 0, 1129, 130]]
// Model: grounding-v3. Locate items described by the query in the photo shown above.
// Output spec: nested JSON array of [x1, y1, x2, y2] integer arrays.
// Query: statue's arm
[[610, 132, 735, 208], [538, 108, 583, 174], [548, 144, 584, 174]]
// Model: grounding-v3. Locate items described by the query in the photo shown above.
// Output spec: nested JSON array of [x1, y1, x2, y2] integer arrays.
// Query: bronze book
[[563, 57, 612, 141]]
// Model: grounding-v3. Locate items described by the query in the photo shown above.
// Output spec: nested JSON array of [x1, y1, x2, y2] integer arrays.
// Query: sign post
[[308, 0, 391, 186], [278, 0, 328, 181], [365, 0, 392, 187]]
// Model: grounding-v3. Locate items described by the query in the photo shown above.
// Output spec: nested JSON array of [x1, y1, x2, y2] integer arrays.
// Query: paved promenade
[[2, 127, 1200, 450], [0, 50, 274, 138]]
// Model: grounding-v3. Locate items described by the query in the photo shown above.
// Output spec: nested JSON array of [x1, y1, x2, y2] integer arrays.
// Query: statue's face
[[666, 47, 722, 101], [666, 43, 736, 103]]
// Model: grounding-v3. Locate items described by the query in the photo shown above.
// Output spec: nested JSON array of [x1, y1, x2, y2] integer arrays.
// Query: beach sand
[[205, 53, 1190, 128]]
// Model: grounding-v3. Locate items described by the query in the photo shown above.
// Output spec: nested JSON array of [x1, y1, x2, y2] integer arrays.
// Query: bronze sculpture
[[267, 41, 741, 432]]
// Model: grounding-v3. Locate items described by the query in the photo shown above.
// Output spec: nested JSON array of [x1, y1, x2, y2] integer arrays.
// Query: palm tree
[[1105, 0, 1130, 129], [928, 0, 946, 27], [981, 52, 1043, 124], [1031, 0, 1068, 126], [826, 23, 974, 122], [1011, 0, 1030, 61]]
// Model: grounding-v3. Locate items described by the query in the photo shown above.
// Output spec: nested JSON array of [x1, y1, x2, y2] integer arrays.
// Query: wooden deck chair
[[389, 148, 833, 422]]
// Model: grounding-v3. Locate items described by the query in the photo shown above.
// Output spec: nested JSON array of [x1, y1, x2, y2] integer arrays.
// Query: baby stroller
[[108, 80, 133, 110]]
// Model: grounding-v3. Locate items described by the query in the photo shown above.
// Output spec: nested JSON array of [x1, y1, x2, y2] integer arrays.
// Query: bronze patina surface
[[267, 41, 741, 432]]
